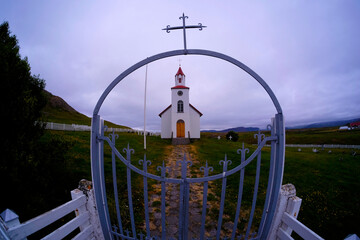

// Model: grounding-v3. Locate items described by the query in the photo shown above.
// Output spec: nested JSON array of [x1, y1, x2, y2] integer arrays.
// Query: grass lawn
[[195, 131, 360, 239], [283, 147, 360, 239], [41, 128, 359, 239]]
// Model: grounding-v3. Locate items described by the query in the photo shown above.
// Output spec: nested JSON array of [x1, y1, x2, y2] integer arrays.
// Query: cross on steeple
[[163, 13, 206, 51]]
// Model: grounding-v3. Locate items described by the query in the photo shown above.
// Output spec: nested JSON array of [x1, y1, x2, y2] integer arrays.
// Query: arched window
[[177, 100, 184, 113]]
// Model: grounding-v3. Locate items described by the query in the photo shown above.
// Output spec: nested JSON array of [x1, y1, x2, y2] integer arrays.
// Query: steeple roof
[[175, 67, 185, 76], [171, 85, 189, 89]]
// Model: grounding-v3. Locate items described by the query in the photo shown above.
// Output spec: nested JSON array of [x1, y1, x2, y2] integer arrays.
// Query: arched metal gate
[[91, 49, 285, 240]]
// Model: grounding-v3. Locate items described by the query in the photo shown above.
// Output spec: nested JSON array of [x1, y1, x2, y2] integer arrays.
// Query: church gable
[[159, 104, 172, 117], [190, 104, 203, 117], [159, 103, 202, 117]]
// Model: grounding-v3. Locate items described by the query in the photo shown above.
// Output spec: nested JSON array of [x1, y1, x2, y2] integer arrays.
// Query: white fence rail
[[1, 183, 325, 240], [265, 144, 360, 149], [285, 144, 360, 149], [278, 212, 324, 240], [268, 184, 324, 240], [0, 181, 103, 240], [44, 122, 160, 136]]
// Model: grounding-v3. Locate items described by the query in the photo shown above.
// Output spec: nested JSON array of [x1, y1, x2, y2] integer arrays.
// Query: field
[[40, 128, 360, 239]]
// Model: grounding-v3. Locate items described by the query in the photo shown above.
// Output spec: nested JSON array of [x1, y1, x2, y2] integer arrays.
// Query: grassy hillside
[[42, 90, 130, 128]]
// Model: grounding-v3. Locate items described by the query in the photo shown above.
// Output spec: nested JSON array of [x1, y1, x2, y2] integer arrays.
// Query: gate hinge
[[96, 135, 105, 143]]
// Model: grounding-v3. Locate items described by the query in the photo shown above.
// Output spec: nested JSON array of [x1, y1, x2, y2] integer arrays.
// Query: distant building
[[350, 121, 360, 129], [339, 126, 350, 130], [159, 67, 202, 139]]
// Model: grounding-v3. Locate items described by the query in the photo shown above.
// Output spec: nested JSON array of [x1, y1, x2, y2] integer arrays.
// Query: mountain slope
[[288, 118, 360, 129], [201, 126, 259, 133], [42, 90, 129, 128]]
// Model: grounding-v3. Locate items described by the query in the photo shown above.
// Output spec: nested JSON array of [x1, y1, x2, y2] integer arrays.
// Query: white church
[[159, 67, 202, 139]]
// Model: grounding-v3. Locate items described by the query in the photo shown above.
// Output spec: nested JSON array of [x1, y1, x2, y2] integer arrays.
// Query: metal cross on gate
[[163, 13, 206, 51]]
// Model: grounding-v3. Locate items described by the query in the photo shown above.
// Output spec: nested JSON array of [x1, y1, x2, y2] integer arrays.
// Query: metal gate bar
[[110, 132, 124, 238], [139, 155, 151, 238], [231, 144, 247, 240], [200, 161, 212, 240], [257, 121, 276, 237], [216, 155, 231, 239], [245, 132, 265, 239]]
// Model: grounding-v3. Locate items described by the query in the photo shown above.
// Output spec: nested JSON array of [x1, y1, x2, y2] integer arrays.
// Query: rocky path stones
[[146, 145, 217, 239]]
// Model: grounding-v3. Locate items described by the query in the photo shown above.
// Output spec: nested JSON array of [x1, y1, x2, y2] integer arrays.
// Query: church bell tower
[[171, 67, 190, 138]]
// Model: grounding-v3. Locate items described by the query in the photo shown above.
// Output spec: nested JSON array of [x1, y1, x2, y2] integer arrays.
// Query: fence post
[[281, 196, 302, 236], [266, 184, 297, 240], [71, 179, 105, 239], [0, 209, 26, 240]]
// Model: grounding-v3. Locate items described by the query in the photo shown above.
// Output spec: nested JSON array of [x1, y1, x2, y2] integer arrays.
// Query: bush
[[226, 131, 239, 142]]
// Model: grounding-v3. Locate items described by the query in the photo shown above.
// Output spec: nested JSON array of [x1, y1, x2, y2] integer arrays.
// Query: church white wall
[[189, 107, 201, 138], [160, 108, 172, 138], [171, 89, 190, 137]]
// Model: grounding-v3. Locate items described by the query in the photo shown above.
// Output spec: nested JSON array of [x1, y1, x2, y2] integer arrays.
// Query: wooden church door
[[176, 120, 185, 138]]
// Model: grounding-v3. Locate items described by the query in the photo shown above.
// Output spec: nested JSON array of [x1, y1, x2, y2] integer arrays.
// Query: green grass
[[42, 107, 92, 125], [285, 127, 360, 144], [283, 147, 360, 239], [41, 128, 360, 239], [203, 127, 360, 145], [41, 131, 92, 180], [43, 130, 170, 231], [194, 131, 360, 239]]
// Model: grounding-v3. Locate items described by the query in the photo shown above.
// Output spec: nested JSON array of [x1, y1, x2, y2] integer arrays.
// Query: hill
[[287, 118, 360, 129], [42, 90, 130, 128], [202, 117, 360, 133], [201, 126, 259, 133]]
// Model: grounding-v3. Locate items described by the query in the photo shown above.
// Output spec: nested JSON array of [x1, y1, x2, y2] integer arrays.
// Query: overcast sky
[[1, 1, 359, 131]]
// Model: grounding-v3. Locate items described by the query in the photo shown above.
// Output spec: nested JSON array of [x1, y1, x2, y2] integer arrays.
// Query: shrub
[[226, 131, 239, 142]]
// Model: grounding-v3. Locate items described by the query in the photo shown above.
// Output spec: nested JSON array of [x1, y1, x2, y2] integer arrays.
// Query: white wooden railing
[[0, 181, 103, 240], [268, 184, 324, 240], [265, 144, 360, 149], [44, 122, 160, 136], [1, 183, 325, 240], [278, 212, 324, 240]]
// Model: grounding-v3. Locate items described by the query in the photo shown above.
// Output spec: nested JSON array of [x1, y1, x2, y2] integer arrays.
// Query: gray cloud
[[1, 1, 359, 130]]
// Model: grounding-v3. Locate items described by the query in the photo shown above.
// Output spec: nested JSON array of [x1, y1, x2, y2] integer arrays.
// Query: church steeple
[[175, 66, 186, 86]]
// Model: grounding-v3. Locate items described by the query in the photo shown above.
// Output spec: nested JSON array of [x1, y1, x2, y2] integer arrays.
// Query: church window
[[177, 100, 184, 113]]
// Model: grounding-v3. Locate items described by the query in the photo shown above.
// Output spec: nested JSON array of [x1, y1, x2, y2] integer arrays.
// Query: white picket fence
[[44, 122, 160, 136], [265, 144, 360, 149]]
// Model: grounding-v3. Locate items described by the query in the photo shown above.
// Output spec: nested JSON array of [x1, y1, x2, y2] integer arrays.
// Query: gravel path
[[146, 145, 218, 239]]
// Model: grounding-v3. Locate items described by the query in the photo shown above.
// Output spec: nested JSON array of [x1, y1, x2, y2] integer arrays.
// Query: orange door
[[177, 120, 185, 138]]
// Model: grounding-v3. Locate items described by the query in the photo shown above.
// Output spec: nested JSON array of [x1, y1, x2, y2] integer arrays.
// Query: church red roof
[[158, 105, 171, 117], [171, 85, 189, 89], [175, 67, 185, 76]]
